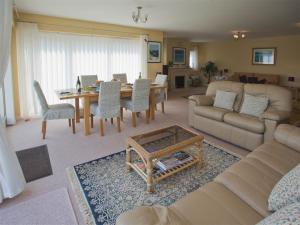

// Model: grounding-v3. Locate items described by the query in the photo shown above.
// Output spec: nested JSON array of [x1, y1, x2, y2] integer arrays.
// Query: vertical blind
[[17, 22, 144, 117]]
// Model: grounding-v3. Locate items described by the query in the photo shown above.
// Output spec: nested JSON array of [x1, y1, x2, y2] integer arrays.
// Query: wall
[[198, 35, 300, 85], [164, 37, 199, 67], [12, 13, 164, 119]]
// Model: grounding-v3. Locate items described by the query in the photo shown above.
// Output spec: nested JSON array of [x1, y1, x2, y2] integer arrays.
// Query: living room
[[0, 0, 300, 225]]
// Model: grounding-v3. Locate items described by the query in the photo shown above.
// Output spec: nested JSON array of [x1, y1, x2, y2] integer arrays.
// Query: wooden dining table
[[56, 84, 166, 136]]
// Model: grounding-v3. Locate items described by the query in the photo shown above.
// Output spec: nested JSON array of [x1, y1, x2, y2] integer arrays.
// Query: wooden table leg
[[146, 159, 154, 193], [75, 98, 80, 123], [126, 146, 132, 171], [83, 96, 91, 135], [150, 89, 156, 120]]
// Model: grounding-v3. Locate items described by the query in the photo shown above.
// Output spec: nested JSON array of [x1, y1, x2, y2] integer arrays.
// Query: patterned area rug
[[67, 141, 240, 225]]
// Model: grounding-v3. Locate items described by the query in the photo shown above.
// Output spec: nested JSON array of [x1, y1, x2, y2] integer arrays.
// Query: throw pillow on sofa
[[240, 94, 269, 117], [268, 164, 300, 212], [213, 90, 237, 111], [256, 202, 300, 225]]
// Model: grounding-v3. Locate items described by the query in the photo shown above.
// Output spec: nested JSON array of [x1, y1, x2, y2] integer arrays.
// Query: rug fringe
[[66, 167, 96, 225]]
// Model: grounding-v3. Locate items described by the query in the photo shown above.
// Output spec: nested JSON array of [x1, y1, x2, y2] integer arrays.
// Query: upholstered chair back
[[132, 79, 151, 112], [33, 80, 49, 113], [206, 81, 244, 111], [154, 74, 168, 86], [80, 75, 98, 87], [98, 81, 121, 118], [113, 73, 127, 84], [154, 74, 168, 100], [244, 84, 292, 112]]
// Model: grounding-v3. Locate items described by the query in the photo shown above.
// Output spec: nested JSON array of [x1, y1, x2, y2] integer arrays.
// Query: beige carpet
[[0, 188, 78, 225], [2, 89, 249, 225]]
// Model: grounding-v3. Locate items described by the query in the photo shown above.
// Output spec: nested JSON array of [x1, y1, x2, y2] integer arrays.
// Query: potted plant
[[201, 61, 218, 83]]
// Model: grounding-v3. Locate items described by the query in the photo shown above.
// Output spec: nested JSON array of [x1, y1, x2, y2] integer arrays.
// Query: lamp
[[233, 32, 246, 40], [132, 6, 148, 23]]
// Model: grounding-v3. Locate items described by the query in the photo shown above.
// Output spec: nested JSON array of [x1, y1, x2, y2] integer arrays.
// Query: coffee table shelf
[[126, 125, 203, 193]]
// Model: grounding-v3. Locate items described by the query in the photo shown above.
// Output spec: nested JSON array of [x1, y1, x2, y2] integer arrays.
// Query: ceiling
[[15, 0, 300, 42]]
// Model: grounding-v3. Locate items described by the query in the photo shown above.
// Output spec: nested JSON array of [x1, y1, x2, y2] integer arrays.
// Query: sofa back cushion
[[206, 81, 244, 111], [240, 94, 269, 117], [244, 84, 292, 112], [213, 90, 237, 111], [274, 124, 300, 153]]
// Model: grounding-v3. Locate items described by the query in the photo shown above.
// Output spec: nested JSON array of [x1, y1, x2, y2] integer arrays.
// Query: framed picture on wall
[[173, 47, 186, 65], [252, 48, 276, 65], [147, 41, 161, 63]]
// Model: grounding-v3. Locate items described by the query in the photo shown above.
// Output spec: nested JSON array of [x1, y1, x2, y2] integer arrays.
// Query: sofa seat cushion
[[194, 106, 229, 122], [170, 182, 263, 225], [215, 157, 283, 217], [248, 141, 300, 175], [224, 113, 265, 134]]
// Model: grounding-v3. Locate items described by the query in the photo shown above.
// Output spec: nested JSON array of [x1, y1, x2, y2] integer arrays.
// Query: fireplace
[[175, 76, 185, 88]]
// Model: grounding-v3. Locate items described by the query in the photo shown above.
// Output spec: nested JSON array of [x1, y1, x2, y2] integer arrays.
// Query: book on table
[[155, 151, 193, 171], [133, 151, 193, 174]]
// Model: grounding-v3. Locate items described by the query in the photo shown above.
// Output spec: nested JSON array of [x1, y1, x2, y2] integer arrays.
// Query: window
[[189, 47, 199, 70], [17, 23, 144, 117]]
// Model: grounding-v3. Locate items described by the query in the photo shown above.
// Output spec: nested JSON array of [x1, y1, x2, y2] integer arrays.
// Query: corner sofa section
[[116, 124, 300, 225], [188, 81, 292, 151]]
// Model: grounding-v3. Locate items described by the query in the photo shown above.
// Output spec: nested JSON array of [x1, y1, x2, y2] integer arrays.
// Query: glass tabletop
[[131, 125, 197, 153]]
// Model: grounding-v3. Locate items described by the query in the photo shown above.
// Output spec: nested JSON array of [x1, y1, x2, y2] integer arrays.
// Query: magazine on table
[[155, 151, 193, 171]]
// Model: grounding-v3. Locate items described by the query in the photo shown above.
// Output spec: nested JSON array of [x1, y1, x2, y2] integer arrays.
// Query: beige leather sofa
[[116, 124, 300, 225], [188, 81, 292, 151]]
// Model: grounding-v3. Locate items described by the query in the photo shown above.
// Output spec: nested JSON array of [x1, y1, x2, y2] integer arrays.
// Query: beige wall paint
[[12, 13, 164, 118], [198, 35, 300, 85], [164, 38, 199, 67]]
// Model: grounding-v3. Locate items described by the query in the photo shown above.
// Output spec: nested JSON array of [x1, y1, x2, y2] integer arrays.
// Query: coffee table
[[126, 125, 204, 193]]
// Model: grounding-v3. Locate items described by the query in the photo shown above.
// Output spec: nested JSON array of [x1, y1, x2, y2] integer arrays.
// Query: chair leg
[[42, 121, 47, 139], [136, 112, 140, 118], [91, 115, 94, 128], [72, 119, 75, 134], [111, 118, 113, 124], [146, 110, 150, 124], [68, 119, 71, 127], [117, 117, 121, 132], [161, 102, 165, 113], [99, 119, 104, 136], [120, 107, 123, 121], [132, 112, 137, 127]]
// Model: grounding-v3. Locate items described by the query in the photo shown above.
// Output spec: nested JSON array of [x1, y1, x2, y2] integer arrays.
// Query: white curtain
[[139, 35, 148, 78], [17, 22, 143, 117], [0, 0, 26, 204], [189, 46, 199, 70]]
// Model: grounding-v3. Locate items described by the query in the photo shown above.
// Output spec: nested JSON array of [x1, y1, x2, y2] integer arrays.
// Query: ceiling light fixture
[[132, 6, 148, 23], [233, 32, 246, 40]]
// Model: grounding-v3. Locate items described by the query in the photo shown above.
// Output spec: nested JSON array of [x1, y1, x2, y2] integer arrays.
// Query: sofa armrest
[[274, 124, 300, 153], [188, 95, 213, 106], [116, 206, 191, 225], [262, 109, 290, 122]]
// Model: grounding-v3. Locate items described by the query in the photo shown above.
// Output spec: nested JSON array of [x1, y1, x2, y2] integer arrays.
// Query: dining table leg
[[150, 89, 156, 120], [83, 96, 91, 135], [75, 98, 80, 123]]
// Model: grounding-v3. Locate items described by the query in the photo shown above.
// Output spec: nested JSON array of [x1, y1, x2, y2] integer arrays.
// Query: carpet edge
[[66, 167, 96, 225], [204, 139, 243, 159]]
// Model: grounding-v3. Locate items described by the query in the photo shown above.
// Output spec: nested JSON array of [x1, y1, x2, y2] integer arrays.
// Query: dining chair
[[33, 80, 75, 139], [80, 75, 98, 88], [113, 73, 127, 84], [90, 81, 122, 136], [121, 79, 151, 127], [154, 74, 168, 113]]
